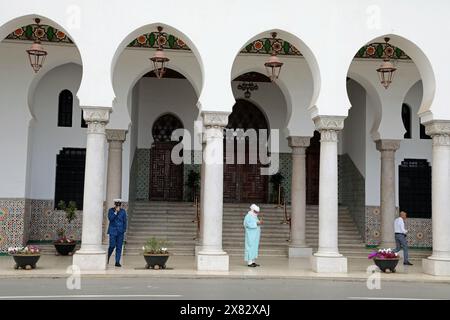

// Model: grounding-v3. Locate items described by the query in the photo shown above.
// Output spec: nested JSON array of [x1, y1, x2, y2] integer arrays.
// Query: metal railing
[[192, 196, 200, 240]]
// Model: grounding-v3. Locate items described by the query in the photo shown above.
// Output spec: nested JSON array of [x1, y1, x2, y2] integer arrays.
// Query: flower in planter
[[142, 237, 170, 254], [8, 245, 41, 255], [368, 248, 399, 259]]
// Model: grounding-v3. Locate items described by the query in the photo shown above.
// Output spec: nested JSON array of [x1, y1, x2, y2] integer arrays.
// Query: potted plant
[[185, 170, 200, 202], [368, 248, 400, 273], [8, 245, 41, 270], [142, 237, 170, 269], [54, 200, 78, 256]]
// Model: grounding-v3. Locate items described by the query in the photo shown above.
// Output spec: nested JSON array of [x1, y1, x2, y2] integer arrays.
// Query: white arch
[[344, 34, 435, 121], [110, 22, 204, 103]]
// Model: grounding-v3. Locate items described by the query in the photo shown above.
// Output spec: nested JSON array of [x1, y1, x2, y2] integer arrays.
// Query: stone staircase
[[29, 201, 431, 260], [124, 201, 374, 258]]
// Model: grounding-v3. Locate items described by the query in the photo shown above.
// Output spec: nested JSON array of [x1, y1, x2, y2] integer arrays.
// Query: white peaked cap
[[113, 199, 123, 202], [250, 204, 260, 212]]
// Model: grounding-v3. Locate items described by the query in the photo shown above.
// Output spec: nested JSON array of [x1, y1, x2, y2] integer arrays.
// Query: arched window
[[401, 104, 411, 139], [58, 90, 73, 127]]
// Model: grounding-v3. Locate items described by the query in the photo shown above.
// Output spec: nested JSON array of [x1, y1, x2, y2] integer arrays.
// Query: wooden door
[[306, 131, 320, 205], [149, 143, 183, 201], [223, 99, 269, 203]]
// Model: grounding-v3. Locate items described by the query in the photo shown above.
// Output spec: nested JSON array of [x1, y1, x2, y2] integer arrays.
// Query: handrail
[[192, 196, 200, 240]]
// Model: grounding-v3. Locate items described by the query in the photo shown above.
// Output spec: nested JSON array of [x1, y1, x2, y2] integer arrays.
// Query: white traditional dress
[[244, 210, 261, 263]]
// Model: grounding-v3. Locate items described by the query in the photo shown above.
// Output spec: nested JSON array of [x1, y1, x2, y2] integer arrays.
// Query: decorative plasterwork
[[6, 24, 72, 43], [202, 112, 229, 128], [5, 25, 412, 60], [375, 139, 401, 152], [83, 108, 110, 123], [288, 136, 311, 149], [425, 121, 450, 146], [313, 116, 345, 131], [106, 129, 127, 142], [355, 42, 410, 60]]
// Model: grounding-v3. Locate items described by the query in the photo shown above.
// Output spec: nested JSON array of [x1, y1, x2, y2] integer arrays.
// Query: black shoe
[[404, 262, 413, 266], [247, 264, 256, 267], [253, 263, 260, 267], [115, 263, 122, 267]]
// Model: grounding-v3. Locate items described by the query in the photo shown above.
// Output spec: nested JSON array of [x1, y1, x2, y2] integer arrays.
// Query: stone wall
[[338, 154, 366, 239], [365, 206, 432, 248]]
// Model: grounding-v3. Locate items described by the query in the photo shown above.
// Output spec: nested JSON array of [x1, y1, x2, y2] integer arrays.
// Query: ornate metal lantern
[[238, 82, 258, 98], [376, 37, 397, 89], [264, 32, 284, 82], [150, 26, 170, 79], [26, 18, 48, 73]]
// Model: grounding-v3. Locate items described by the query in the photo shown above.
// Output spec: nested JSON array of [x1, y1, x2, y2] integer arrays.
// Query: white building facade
[[0, 0, 449, 275]]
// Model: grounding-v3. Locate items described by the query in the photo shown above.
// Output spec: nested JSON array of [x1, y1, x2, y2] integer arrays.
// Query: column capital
[[202, 111, 229, 128], [82, 107, 111, 123], [313, 116, 345, 132], [425, 120, 450, 146], [106, 129, 127, 142], [375, 139, 401, 152], [288, 136, 311, 149]]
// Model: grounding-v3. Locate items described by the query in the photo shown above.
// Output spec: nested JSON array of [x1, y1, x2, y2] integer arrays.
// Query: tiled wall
[[365, 206, 432, 248], [28, 199, 83, 241], [338, 154, 366, 239], [0, 199, 29, 252]]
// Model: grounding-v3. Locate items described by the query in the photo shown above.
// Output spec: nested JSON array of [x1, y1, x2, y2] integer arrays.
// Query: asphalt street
[[0, 277, 448, 300]]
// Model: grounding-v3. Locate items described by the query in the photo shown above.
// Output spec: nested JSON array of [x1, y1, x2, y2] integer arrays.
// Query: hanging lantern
[[376, 37, 397, 89], [149, 26, 170, 79], [237, 81, 258, 99], [264, 32, 283, 82], [26, 18, 47, 73]]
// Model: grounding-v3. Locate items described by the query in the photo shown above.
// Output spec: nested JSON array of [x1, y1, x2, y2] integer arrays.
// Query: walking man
[[107, 199, 127, 267], [244, 204, 263, 267], [394, 211, 413, 266]]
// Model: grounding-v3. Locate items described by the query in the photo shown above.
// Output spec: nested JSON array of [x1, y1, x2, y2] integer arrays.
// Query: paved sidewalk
[[1, 254, 450, 283]]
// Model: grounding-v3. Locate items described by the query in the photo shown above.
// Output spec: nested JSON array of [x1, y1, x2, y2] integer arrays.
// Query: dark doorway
[[306, 131, 320, 205], [223, 99, 269, 203], [54, 148, 86, 209], [149, 114, 184, 201], [399, 159, 431, 218]]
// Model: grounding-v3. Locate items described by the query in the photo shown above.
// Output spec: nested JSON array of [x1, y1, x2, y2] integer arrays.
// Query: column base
[[288, 246, 313, 258], [422, 257, 450, 276], [311, 254, 348, 273], [72, 250, 107, 271], [196, 252, 229, 271], [195, 245, 203, 256]]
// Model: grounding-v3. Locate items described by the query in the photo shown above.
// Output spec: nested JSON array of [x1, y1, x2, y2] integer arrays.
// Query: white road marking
[[0, 294, 182, 299], [348, 297, 441, 300]]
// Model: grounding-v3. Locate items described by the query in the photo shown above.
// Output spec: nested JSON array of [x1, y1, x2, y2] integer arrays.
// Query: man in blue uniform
[[244, 204, 263, 267], [107, 199, 127, 267]]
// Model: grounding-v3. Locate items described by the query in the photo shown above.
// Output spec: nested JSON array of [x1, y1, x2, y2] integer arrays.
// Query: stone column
[[103, 130, 127, 243], [196, 112, 229, 271], [195, 136, 206, 256], [311, 116, 348, 273], [288, 136, 313, 257], [105, 130, 127, 208], [423, 121, 450, 276], [73, 107, 111, 271], [375, 139, 401, 249]]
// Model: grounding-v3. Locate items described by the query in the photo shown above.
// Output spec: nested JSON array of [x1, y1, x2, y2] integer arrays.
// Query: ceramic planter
[[143, 254, 170, 269], [54, 242, 77, 256], [373, 258, 400, 273], [11, 254, 41, 270]]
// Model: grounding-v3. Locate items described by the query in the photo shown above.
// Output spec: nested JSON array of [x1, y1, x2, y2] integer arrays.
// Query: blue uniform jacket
[[107, 208, 127, 235]]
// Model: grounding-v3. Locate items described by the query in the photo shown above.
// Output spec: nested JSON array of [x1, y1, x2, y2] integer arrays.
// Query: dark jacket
[[107, 208, 127, 235]]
